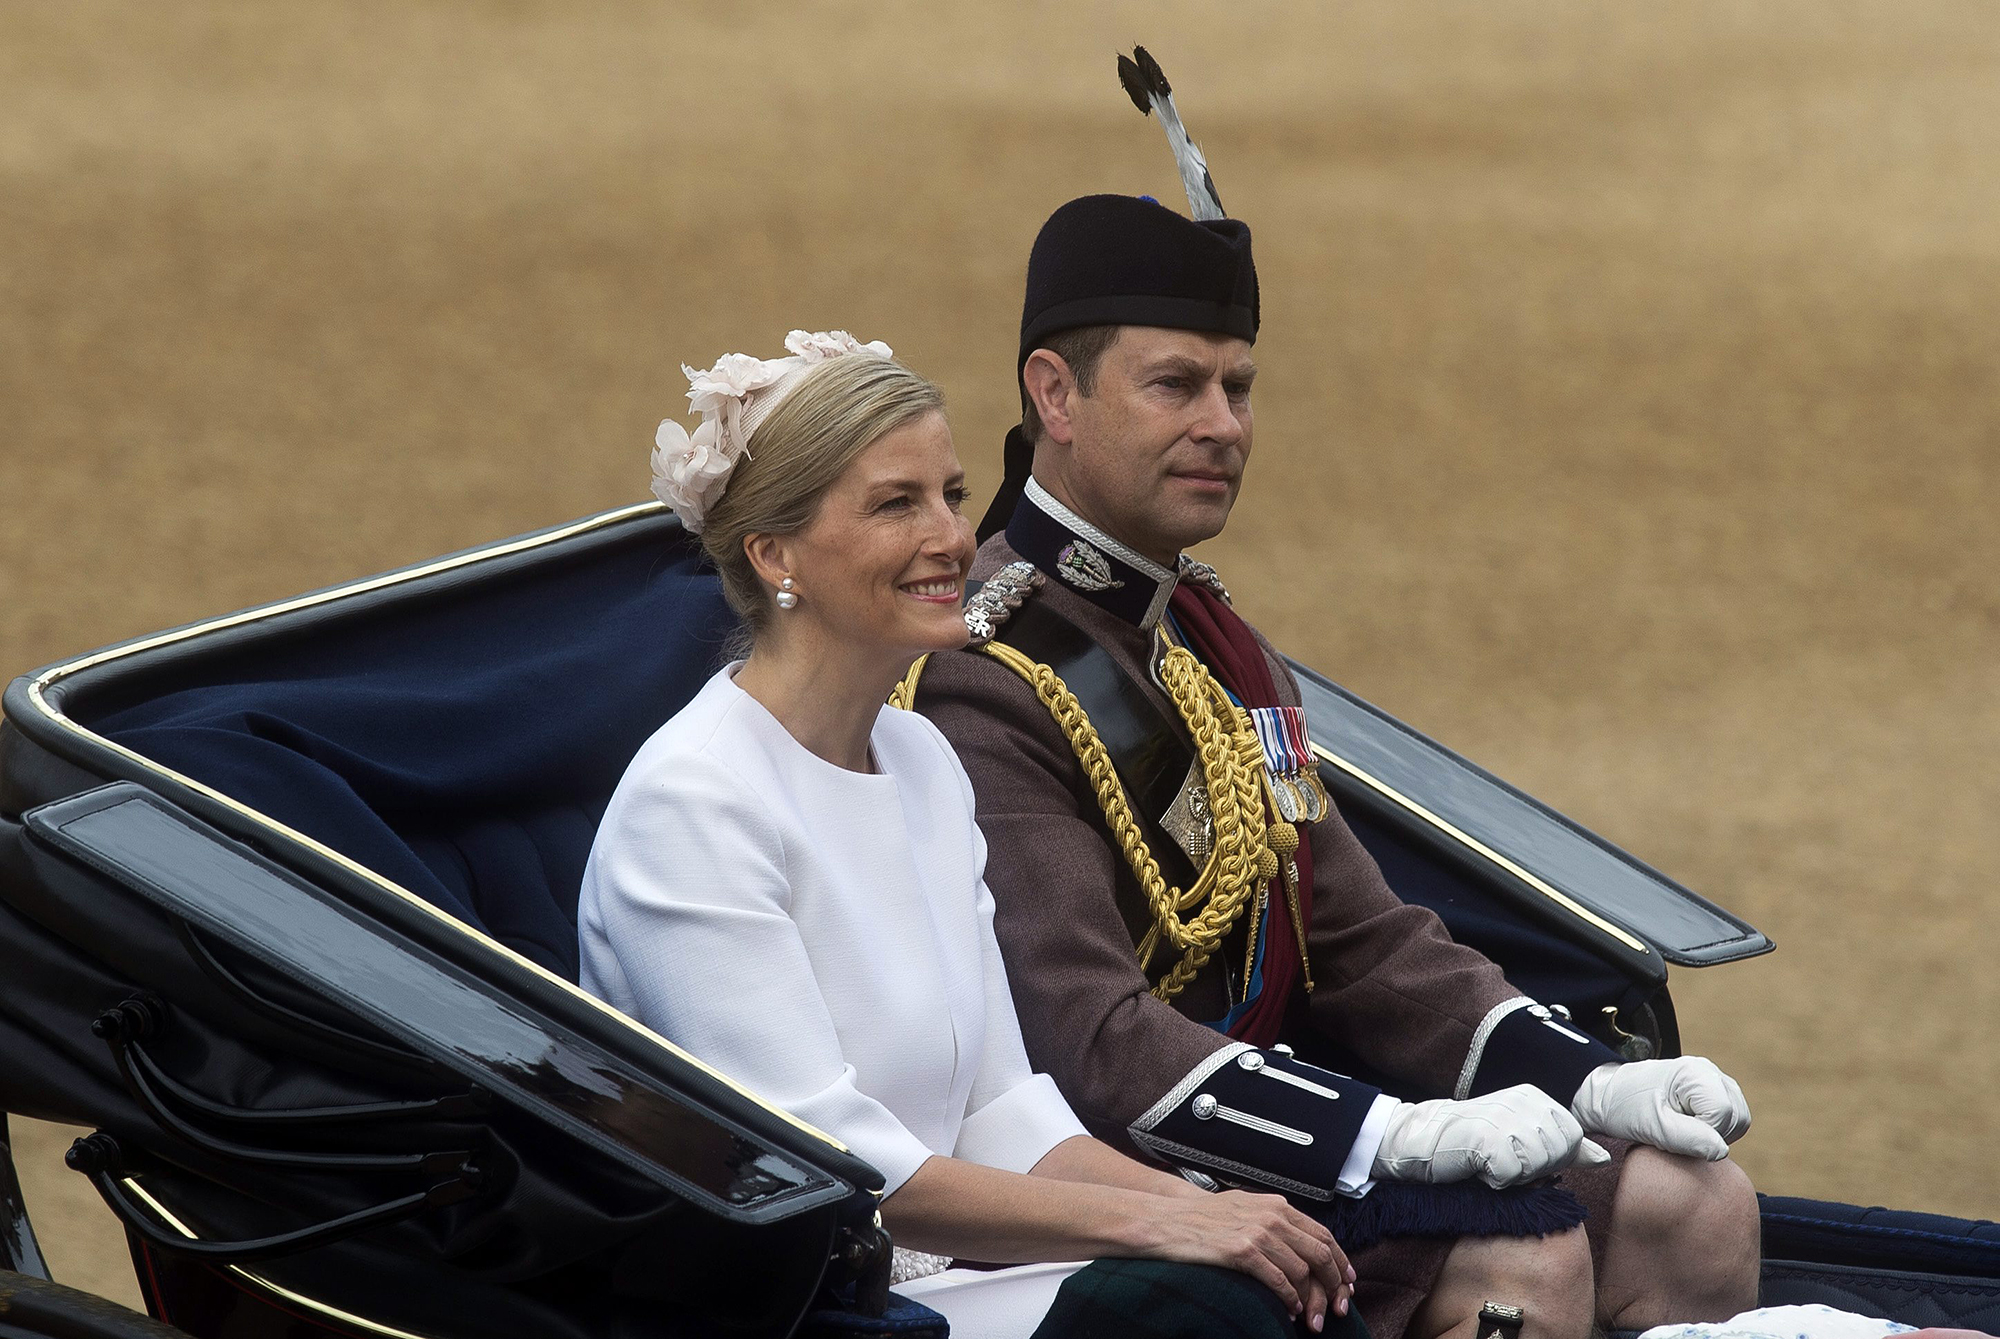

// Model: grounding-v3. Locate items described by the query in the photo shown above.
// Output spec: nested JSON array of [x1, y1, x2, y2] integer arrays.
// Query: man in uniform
[[907, 192, 1762, 1339]]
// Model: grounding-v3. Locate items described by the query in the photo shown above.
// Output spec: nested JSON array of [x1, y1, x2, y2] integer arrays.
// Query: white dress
[[1640, 1306, 1916, 1339], [578, 666, 1091, 1338]]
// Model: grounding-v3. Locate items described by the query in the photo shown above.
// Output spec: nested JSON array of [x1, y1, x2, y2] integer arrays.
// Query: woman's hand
[[1139, 1188, 1354, 1332], [884, 1140, 1355, 1331], [1028, 1135, 1353, 1327]]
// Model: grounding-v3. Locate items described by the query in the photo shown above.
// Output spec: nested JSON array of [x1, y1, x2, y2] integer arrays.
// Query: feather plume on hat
[[976, 51, 1254, 540], [1116, 46, 1225, 221]]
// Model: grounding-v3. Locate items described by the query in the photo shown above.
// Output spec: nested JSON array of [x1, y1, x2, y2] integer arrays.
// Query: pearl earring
[[775, 577, 799, 610]]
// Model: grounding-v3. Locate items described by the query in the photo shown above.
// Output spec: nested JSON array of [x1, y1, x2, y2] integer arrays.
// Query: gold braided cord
[[976, 639, 1292, 1003], [1260, 770, 1315, 992], [888, 655, 930, 712]]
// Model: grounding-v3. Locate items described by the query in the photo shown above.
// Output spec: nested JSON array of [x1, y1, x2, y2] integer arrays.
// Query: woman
[[577, 332, 1354, 1339]]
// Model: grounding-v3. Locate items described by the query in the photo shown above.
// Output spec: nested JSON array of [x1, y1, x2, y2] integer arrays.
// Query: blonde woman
[[577, 333, 1354, 1339]]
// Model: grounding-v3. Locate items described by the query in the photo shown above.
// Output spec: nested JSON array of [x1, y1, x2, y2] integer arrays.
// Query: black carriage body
[[0, 507, 890, 1338], [0, 505, 1989, 1338]]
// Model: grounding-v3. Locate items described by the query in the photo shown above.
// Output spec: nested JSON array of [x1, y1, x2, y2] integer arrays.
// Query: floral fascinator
[[650, 329, 893, 533]]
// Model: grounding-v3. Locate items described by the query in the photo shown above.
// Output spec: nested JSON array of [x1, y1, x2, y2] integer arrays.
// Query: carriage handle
[[98, 989, 487, 1131], [66, 1132, 478, 1265], [94, 996, 480, 1179], [173, 917, 447, 1081]]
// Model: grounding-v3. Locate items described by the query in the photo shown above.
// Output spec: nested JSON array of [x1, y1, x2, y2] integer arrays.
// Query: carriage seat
[[76, 512, 1661, 1032], [88, 530, 738, 981]]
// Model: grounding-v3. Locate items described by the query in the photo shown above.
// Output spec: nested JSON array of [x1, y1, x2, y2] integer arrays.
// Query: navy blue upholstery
[[91, 529, 738, 980], [1757, 1195, 2000, 1331], [1760, 1194, 2000, 1279], [79, 517, 1649, 1018], [1342, 805, 1654, 1031]]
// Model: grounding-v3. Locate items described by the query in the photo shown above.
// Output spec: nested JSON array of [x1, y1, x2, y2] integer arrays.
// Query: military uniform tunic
[[917, 506, 1630, 1339]]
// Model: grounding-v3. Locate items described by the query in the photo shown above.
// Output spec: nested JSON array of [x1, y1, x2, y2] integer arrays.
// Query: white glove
[[1569, 1057, 1751, 1161], [1372, 1083, 1613, 1189]]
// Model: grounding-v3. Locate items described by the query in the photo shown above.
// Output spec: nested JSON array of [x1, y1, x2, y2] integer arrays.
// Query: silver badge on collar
[[1176, 555, 1232, 604], [1055, 539, 1124, 592]]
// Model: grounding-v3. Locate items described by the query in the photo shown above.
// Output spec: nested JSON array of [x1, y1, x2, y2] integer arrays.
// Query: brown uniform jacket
[[915, 533, 1527, 1145]]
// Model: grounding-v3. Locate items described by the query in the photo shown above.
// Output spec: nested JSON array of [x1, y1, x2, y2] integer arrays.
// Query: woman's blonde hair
[[698, 355, 945, 636]]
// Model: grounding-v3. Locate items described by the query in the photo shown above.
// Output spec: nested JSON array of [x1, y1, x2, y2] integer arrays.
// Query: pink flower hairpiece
[[650, 330, 893, 533]]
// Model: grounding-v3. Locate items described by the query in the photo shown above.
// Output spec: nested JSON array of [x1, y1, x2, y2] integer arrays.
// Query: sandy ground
[[1, 0, 1995, 1315]]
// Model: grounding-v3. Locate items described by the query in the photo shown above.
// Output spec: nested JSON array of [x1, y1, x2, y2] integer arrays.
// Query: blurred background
[[2, 0, 1995, 1310]]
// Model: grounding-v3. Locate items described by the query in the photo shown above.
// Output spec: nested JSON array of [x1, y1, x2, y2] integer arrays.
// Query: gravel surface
[[3, 1, 1994, 1310]]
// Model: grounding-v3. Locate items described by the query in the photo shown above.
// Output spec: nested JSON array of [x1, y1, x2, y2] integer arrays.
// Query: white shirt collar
[[1024, 477, 1179, 584]]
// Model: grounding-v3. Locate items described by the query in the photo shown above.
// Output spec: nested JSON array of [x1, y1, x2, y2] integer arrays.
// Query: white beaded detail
[[889, 1246, 954, 1285]]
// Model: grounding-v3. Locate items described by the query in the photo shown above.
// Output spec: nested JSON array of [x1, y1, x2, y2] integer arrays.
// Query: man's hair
[[1019, 325, 1122, 444]]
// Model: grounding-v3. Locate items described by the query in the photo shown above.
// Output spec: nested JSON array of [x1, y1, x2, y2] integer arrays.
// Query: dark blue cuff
[[1129, 1046, 1379, 1201], [1466, 1007, 1621, 1105]]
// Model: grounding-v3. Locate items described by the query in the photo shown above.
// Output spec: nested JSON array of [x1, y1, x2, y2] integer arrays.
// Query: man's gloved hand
[[1372, 1084, 1612, 1189], [1569, 1057, 1751, 1161]]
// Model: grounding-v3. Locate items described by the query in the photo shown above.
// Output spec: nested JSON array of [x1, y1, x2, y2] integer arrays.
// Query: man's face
[[1044, 326, 1256, 564]]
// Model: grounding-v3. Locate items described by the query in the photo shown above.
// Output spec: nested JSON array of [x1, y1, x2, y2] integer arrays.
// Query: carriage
[[2, 505, 1994, 1338]]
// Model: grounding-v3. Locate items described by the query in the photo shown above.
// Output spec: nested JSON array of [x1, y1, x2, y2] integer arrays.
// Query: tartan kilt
[[1344, 1139, 1633, 1339], [1030, 1258, 1369, 1339]]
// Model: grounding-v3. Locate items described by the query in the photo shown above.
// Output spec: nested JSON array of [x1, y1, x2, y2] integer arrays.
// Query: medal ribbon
[[1250, 706, 1310, 775]]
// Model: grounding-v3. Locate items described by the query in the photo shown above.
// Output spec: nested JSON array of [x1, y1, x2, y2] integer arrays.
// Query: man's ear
[[742, 532, 793, 593], [1022, 350, 1079, 447]]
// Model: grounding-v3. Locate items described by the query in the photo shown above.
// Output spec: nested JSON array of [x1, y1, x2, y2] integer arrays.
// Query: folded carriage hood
[[0, 505, 886, 1221], [4, 502, 1767, 1084]]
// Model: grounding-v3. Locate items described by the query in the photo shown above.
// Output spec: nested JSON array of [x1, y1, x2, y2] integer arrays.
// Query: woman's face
[[781, 410, 976, 665]]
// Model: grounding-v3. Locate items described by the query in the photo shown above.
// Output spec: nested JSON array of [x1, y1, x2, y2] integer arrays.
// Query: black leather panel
[[1761, 1258, 2000, 1332]]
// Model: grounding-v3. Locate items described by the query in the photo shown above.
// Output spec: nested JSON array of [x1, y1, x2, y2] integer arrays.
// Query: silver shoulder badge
[[1055, 538, 1125, 592], [1177, 556, 1232, 604], [964, 561, 1042, 645], [1159, 760, 1215, 863]]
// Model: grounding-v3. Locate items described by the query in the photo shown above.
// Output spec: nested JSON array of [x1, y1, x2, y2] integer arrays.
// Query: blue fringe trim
[[1302, 1179, 1588, 1254]]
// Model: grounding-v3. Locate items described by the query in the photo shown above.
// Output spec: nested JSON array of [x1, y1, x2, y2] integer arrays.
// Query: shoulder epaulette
[[964, 561, 1043, 645], [1176, 556, 1231, 604]]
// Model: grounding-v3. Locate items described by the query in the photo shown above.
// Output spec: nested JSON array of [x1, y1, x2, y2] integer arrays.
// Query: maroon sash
[[1167, 584, 1314, 1046]]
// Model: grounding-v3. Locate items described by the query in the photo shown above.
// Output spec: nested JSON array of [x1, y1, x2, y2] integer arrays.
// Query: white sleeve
[[947, 758, 1089, 1174], [579, 751, 938, 1193], [1337, 1093, 1399, 1197]]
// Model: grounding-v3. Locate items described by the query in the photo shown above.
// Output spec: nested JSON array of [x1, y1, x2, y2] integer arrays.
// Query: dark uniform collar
[[1005, 478, 1181, 629]]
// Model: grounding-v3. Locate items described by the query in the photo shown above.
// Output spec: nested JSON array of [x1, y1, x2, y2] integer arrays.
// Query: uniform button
[[1238, 1053, 1265, 1071], [1192, 1094, 1218, 1119]]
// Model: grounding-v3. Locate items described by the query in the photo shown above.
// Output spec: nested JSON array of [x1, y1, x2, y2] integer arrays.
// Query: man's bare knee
[[1599, 1149, 1760, 1329], [1413, 1228, 1594, 1339]]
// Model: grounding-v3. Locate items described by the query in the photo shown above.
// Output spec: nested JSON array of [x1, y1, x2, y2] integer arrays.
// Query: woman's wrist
[[1030, 1135, 1211, 1201], [1147, 1167, 1215, 1200], [1085, 1183, 1169, 1258]]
